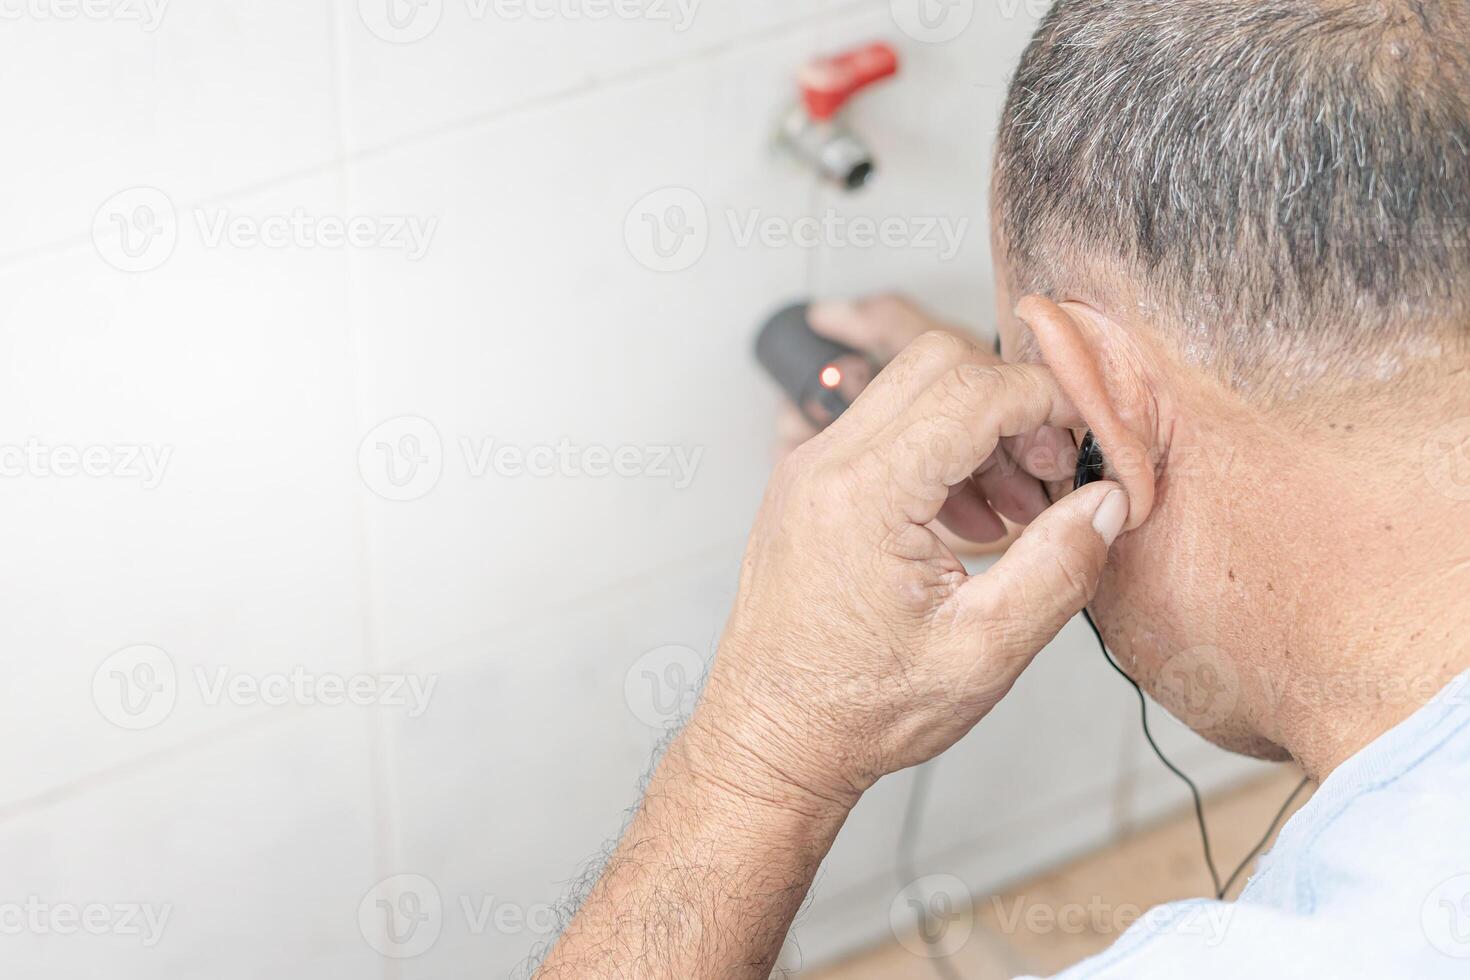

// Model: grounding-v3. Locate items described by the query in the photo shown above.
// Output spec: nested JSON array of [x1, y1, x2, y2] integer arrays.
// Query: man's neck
[[1236, 395, 1470, 781], [1277, 552, 1470, 781]]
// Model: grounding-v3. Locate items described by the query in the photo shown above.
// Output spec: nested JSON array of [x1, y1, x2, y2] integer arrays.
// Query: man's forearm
[[535, 709, 850, 978]]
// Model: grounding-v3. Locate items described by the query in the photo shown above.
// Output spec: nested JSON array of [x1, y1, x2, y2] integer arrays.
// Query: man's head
[[989, 0, 1470, 771]]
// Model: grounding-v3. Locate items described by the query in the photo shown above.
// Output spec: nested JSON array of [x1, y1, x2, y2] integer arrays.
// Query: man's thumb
[[956, 482, 1127, 664]]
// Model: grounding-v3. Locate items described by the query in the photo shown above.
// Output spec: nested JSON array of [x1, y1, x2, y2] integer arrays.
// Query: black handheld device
[[754, 302, 875, 429]]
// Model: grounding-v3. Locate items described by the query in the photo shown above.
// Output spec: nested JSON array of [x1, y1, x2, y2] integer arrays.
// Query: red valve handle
[[797, 41, 899, 122]]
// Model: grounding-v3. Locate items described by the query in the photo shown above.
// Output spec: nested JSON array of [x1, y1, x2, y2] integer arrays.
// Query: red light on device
[[819, 365, 842, 389]]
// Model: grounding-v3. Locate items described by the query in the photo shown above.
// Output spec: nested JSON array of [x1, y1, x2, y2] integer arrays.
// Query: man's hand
[[536, 331, 1128, 980], [707, 331, 1129, 809], [773, 295, 1024, 553]]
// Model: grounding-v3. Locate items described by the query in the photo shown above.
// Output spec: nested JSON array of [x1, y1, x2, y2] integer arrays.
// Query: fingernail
[[1092, 489, 1128, 546]]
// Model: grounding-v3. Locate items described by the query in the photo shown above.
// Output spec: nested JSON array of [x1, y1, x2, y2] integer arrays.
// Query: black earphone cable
[[1080, 605, 1309, 900], [893, 607, 1312, 980], [1069, 430, 1308, 898], [1217, 773, 1311, 898], [1079, 606, 1223, 896]]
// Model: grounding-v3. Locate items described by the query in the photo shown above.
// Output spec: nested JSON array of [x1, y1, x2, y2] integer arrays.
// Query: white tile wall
[[0, 3, 1268, 978], [334, 0, 873, 152], [344, 21, 827, 659], [0, 171, 365, 808], [381, 550, 740, 977], [0, 710, 381, 979], [0, 1, 343, 261]]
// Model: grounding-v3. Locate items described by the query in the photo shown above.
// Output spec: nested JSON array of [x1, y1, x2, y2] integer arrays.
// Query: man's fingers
[[1005, 426, 1083, 482], [974, 448, 1053, 526], [954, 482, 1127, 666], [936, 477, 1008, 542], [808, 295, 960, 361], [825, 329, 996, 443], [860, 361, 1083, 526]]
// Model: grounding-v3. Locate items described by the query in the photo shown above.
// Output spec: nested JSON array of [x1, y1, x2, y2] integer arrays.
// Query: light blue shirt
[[1039, 670, 1470, 978]]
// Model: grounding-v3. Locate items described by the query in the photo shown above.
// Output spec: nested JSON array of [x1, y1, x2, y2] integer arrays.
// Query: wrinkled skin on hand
[[702, 331, 1129, 809]]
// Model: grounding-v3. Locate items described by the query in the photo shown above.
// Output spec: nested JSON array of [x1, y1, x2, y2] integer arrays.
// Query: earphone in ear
[[1073, 430, 1105, 490]]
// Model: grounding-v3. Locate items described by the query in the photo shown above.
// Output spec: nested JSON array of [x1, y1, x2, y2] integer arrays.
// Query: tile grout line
[[0, 533, 749, 824], [328, 5, 405, 980], [333, 0, 891, 171], [0, 709, 300, 825], [0, 0, 889, 273]]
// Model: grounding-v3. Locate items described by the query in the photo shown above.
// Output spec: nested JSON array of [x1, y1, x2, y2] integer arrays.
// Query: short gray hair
[[994, 0, 1470, 392]]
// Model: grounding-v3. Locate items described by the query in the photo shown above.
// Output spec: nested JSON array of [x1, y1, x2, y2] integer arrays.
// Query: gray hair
[[994, 0, 1470, 392]]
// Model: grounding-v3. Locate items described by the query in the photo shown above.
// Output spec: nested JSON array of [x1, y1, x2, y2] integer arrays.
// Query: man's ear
[[1015, 295, 1158, 530]]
